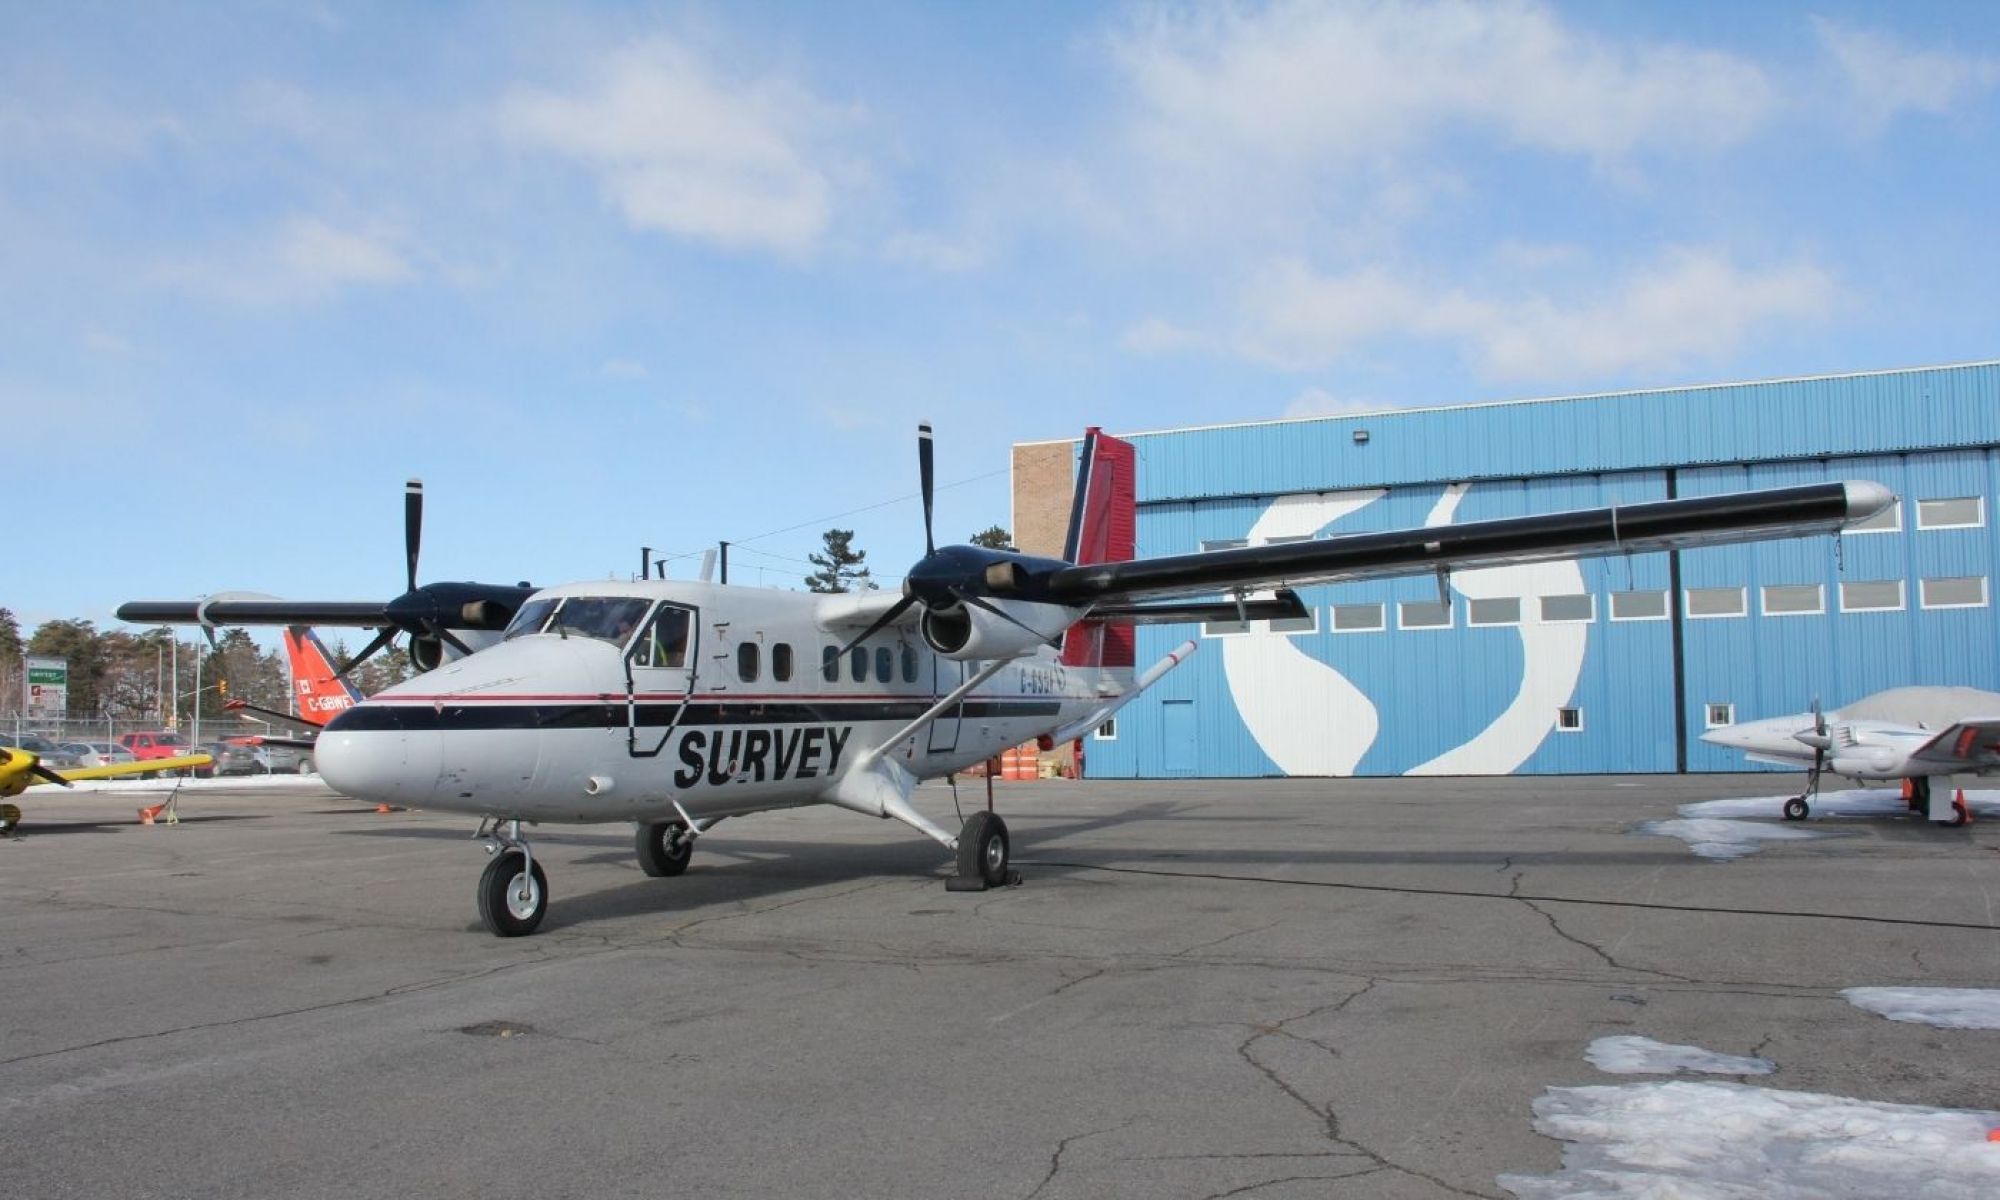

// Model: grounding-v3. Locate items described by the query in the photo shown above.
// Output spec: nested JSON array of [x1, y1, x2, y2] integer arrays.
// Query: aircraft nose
[[316, 710, 442, 807]]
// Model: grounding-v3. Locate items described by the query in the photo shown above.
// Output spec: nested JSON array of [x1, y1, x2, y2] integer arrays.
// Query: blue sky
[[5, 0, 1998, 636]]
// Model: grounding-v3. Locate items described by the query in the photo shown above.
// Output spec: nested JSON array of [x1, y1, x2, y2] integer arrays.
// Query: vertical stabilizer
[[283, 626, 365, 726], [1061, 428, 1137, 668]]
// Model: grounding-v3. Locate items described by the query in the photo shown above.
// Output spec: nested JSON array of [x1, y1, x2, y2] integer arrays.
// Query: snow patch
[[1499, 1080, 2000, 1198], [1635, 815, 1824, 860], [1681, 788, 2000, 822], [51, 774, 330, 795], [1844, 987, 2000, 1031], [1585, 1035, 1773, 1076]]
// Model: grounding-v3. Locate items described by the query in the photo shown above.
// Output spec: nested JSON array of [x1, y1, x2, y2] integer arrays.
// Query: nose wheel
[[475, 819, 548, 936]]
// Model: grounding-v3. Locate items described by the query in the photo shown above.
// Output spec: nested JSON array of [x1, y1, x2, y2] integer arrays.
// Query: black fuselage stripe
[[327, 698, 1064, 733]]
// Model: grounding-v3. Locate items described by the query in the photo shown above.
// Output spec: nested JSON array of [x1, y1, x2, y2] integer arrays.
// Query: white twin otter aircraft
[[123, 426, 1892, 935]]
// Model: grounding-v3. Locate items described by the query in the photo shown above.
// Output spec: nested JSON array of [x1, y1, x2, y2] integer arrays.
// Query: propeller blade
[[404, 478, 424, 594], [956, 589, 1062, 647], [432, 625, 474, 657], [918, 422, 935, 556], [334, 627, 399, 679], [1812, 695, 1826, 737], [30, 760, 71, 788], [834, 594, 918, 658]]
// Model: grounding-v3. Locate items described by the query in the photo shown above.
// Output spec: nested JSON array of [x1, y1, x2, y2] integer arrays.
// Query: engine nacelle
[[920, 599, 1083, 661], [410, 636, 445, 673], [1828, 747, 1902, 777]]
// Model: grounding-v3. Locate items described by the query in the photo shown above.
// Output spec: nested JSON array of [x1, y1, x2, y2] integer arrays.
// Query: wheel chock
[[138, 803, 165, 825]]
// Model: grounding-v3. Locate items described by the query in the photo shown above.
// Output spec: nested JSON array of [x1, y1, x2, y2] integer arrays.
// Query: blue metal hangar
[[1011, 362, 2000, 779]]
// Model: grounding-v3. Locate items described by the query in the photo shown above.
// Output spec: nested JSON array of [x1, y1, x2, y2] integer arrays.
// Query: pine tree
[[969, 525, 1013, 550], [805, 528, 874, 593]]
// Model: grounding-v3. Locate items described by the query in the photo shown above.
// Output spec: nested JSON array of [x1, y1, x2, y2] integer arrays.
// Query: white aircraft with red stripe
[[130, 425, 1892, 936]]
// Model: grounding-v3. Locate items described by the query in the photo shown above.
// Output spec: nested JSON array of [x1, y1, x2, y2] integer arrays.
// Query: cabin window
[[1556, 706, 1584, 732], [1609, 590, 1668, 621], [772, 643, 793, 682], [737, 642, 760, 682], [874, 646, 893, 682], [1761, 584, 1823, 616], [1332, 603, 1383, 632], [849, 646, 868, 682], [1398, 599, 1451, 630], [1839, 580, 1904, 612], [1685, 587, 1745, 619], [1705, 703, 1734, 728], [1467, 597, 1520, 627], [635, 607, 691, 667], [1921, 576, 1988, 608], [1917, 497, 1983, 530], [1540, 594, 1594, 623], [900, 644, 918, 682], [822, 645, 840, 682], [548, 596, 651, 645]]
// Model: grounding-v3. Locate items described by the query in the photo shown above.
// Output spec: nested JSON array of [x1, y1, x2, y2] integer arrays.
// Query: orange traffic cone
[[138, 802, 166, 825], [375, 803, 394, 814], [1956, 789, 1973, 825]]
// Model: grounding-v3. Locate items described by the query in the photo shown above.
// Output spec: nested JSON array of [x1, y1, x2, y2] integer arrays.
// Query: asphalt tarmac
[[3, 773, 1996, 1199]]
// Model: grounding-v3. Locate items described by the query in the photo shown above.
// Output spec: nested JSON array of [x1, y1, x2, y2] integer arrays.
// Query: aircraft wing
[[116, 599, 397, 626], [43, 753, 214, 785], [1042, 481, 1890, 605], [1908, 719, 2000, 773]]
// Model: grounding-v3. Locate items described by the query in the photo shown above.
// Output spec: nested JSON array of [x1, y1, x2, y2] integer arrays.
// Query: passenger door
[[626, 604, 699, 757]]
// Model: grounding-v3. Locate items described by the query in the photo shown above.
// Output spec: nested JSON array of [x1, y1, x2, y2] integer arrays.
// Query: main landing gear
[[946, 810, 1019, 892], [476, 818, 547, 937], [636, 820, 694, 877]]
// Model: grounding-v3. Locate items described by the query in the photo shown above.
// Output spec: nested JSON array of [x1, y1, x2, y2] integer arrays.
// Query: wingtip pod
[[1841, 480, 1895, 524]]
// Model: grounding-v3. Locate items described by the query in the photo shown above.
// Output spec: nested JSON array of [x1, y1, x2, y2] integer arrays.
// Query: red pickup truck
[[117, 730, 209, 776]]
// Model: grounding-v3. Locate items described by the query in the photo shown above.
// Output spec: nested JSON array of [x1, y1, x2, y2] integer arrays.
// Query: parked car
[[253, 743, 314, 774], [60, 741, 136, 769], [209, 742, 264, 777], [118, 730, 196, 762], [5, 734, 80, 769]]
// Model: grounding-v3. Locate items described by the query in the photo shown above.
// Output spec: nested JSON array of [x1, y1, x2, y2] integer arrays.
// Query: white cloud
[[1813, 18, 2000, 132], [1231, 248, 1838, 382], [1283, 387, 1392, 419], [1120, 316, 1216, 356], [1110, 0, 1774, 169], [882, 230, 987, 273], [151, 216, 416, 304], [599, 358, 649, 380], [499, 36, 842, 254]]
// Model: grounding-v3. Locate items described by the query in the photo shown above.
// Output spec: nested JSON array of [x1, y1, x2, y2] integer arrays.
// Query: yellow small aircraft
[[0, 745, 213, 833]]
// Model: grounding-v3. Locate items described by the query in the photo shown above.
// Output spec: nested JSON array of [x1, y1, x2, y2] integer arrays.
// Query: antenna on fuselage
[[698, 548, 717, 583]]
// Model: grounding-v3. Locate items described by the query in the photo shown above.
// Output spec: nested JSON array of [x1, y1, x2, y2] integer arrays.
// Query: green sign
[[26, 666, 65, 686]]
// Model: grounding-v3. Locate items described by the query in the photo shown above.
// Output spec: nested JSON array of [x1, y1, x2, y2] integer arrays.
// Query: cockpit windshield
[[503, 598, 560, 640], [545, 596, 652, 646]]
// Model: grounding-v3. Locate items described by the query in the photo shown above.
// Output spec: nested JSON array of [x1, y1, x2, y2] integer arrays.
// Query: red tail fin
[[1061, 428, 1137, 668], [283, 627, 364, 726]]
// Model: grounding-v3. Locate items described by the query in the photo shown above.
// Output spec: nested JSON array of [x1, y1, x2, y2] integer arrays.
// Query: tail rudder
[[284, 626, 364, 726], [1060, 428, 1137, 669]]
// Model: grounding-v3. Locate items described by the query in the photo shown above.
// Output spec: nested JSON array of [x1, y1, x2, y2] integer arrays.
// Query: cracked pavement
[[2, 774, 1995, 1199]]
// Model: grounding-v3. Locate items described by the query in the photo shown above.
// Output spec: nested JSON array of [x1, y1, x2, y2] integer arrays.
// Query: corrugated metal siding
[[1125, 363, 2000, 505], [1088, 422, 2000, 778]]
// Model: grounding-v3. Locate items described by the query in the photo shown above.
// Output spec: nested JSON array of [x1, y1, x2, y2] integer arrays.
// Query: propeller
[[335, 479, 508, 678], [1, 747, 72, 788]]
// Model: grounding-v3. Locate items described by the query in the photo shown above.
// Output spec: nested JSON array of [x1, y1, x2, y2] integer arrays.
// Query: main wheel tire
[[477, 850, 549, 937], [0, 802, 20, 834], [636, 821, 693, 877], [956, 811, 1010, 887], [1782, 796, 1809, 821]]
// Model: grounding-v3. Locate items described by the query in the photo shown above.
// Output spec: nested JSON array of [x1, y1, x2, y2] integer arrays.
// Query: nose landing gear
[[476, 818, 548, 937]]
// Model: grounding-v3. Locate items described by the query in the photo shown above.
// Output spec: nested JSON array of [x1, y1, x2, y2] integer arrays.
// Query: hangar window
[[822, 645, 839, 682], [1556, 706, 1584, 732], [1849, 498, 1901, 534], [1609, 590, 1668, 621], [1540, 594, 1594, 623], [1468, 597, 1520, 626], [1761, 584, 1823, 616], [1398, 599, 1451, 630], [1685, 587, 1746, 619], [1920, 576, 1988, 609], [1094, 718, 1117, 741], [1705, 703, 1734, 728], [1839, 580, 1904, 612], [1332, 603, 1384, 632], [772, 643, 793, 682], [736, 642, 760, 682], [1200, 540, 1250, 635], [1917, 497, 1983, 529]]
